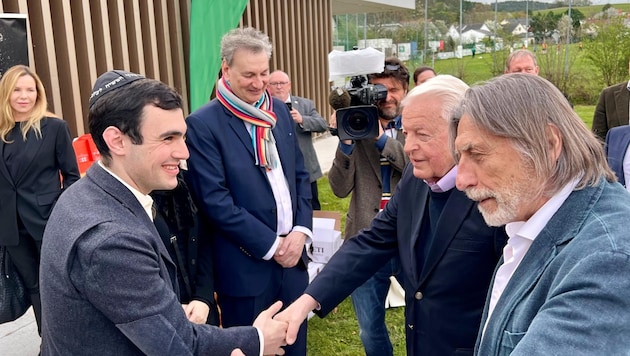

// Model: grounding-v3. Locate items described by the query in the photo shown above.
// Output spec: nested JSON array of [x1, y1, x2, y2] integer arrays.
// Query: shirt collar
[[97, 161, 155, 221], [425, 165, 457, 193], [384, 115, 402, 130], [505, 178, 579, 241]]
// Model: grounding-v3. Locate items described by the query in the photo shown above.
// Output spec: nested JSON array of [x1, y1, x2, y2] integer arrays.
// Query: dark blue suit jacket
[[306, 164, 506, 356], [185, 97, 312, 297], [605, 125, 630, 186], [41, 164, 260, 355]]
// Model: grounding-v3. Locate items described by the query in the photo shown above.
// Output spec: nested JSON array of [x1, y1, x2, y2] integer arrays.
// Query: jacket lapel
[[226, 110, 257, 161], [88, 164, 178, 289], [418, 189, 473, 284], [406, 182, 428, 285], [614, 84, 630, 124], [14, 119, 47, 185], [363, 128, 406, 187], [0, 141, 13, 185], [292, 98, 302, 113], [480, 183, 601, 353]]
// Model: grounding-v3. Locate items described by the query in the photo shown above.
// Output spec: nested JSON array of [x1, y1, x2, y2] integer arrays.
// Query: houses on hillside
[[447, 18, 533, 48]]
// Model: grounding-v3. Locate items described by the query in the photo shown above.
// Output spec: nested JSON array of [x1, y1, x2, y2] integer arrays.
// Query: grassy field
[[535, 3, 630, 18], [307, 107, 596, 354], [307, 177, 407, 356], [421, 47, 609, 105]]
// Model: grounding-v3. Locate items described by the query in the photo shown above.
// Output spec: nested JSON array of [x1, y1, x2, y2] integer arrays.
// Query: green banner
[[189, 0, 248, 111]]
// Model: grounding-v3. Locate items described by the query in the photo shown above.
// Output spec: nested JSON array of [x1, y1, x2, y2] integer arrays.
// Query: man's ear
[[221, 59, 230, 81], [102, 126, 126, 157], [546, 123, 562, 163]]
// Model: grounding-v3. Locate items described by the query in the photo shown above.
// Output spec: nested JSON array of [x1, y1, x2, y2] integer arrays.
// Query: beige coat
[[328, 129, 408, 238]]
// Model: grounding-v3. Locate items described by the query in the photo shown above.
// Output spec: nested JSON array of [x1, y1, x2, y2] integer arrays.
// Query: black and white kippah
[[89, 70, 145, 108]]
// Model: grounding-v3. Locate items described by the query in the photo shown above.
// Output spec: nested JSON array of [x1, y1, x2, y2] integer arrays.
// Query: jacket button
[[415, 291, 423, 300]]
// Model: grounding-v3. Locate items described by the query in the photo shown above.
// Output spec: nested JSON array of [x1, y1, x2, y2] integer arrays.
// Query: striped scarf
[[216, 77, 278, 169]]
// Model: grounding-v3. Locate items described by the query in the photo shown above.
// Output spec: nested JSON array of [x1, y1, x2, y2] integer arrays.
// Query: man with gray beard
[[451, 73, 630, 355]]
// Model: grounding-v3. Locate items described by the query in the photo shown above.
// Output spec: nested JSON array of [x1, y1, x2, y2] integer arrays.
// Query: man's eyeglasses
[[269, 81, 289, 87]]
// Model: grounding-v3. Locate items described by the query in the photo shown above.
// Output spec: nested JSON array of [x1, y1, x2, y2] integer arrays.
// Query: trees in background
[[584, 18, 630, 86]]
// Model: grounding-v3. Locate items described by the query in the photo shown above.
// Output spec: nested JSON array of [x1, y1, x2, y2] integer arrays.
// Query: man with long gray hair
[[451, 73, 630, 355]]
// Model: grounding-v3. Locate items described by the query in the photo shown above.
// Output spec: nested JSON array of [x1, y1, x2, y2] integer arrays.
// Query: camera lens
[[335, 105, 379, 141], [346, 112, 369, 133]]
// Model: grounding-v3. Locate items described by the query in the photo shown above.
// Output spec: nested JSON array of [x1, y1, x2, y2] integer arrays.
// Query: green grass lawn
[[415, 46, 609, 106], [307, 177, 407, 355], [306, 106, 595, 355]]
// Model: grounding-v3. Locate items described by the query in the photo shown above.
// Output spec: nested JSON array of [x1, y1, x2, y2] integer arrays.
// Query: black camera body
[[332, 75, 387, 141]]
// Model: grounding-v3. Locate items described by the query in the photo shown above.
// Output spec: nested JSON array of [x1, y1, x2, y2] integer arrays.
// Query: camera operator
[[328, 57, 409, 356]]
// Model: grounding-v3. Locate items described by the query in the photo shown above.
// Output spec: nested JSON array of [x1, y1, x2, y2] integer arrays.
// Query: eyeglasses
[[269, 81, 289, 87]]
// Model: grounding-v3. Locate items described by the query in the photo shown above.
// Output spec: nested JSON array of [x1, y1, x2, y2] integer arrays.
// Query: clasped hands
[[250, 295, 319, 355], [273, 231, 306, 268]]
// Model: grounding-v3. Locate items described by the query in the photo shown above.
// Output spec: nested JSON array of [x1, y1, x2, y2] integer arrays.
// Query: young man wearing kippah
[[40, 70, 287, 356]]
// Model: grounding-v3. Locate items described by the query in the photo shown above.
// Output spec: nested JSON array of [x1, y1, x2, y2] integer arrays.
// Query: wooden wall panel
[[70, 0, 98, 117], [49, 1, 83, 134], [0, 0, 332, 137], [123, 0, 145, 74], [241, 0, 333, 123], [107, 0, 130, 70]]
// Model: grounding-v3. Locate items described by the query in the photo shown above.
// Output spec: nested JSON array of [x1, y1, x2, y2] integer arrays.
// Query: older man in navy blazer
[[276, 75, 507, 356], [185, 28, 312, 356]]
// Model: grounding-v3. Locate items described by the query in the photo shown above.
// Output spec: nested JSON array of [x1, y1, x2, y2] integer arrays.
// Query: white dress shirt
[[483, 179, 579, 334], [244, 122, 312, 260], [98, 161, 154, 221]]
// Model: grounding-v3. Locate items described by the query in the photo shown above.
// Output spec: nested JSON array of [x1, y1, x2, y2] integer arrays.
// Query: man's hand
[[329, 111, 353, 145], [182, 300, 210, 324], [273, 295, 319, 345], [253, 301, 288, 356], [375, 122, 385, 141], [273, 231, 306, 268], [231, 349, 245, 356], [290, 109, 303, 125], [328, 111, 337, 128]]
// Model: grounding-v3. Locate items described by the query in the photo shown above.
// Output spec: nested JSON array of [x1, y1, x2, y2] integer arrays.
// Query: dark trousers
[[218, 265, 309, 356], [311, 181, 320, 211], [6, 216, 42, 334]]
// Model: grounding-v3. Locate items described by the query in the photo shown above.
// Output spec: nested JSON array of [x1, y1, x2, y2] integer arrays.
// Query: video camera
[[329, 77, 387, 140], [327, 47, 388, 141]]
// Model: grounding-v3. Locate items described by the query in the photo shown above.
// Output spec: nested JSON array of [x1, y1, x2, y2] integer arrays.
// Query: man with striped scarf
[[185, 27, 312, 356]]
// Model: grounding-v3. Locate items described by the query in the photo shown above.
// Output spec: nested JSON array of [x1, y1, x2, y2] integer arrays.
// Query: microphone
[[328, 87, 351, 110]]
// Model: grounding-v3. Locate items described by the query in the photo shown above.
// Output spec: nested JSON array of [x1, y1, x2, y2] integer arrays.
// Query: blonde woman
[[0, 65, 79, 333]]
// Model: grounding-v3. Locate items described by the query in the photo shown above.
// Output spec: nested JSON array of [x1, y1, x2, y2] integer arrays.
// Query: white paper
[[328, 47, 385, 80]]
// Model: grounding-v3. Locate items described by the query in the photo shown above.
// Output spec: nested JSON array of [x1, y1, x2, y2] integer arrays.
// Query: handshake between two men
[[251, 295, 318, 355]]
